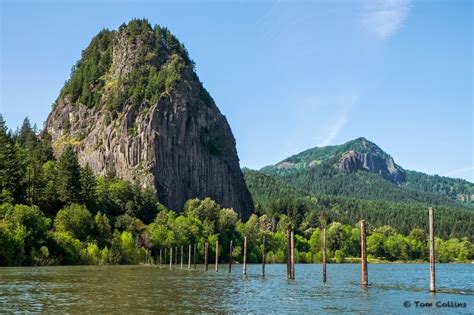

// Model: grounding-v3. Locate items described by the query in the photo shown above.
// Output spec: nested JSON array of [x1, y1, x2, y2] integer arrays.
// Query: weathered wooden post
[[180, 246, 184, 269], [169, 247, 173, 270], [360, 220, 368, 286], [287, 229, 291, 279], [229, 240, 233, 273], [160, 248, 162, 266], [243, 236, 247, 276], [290, 230, 295, 280], [175, 246, 178, 265], [262, 235, 266, 277], [164, 248, 167, 267], [322, 227, 327, 283], [320, 209, 327, 283], [188, 244, 192, 269], [205, 242, 209, 271], [429, 207, 436, 292], [193, 244, 197, 269], [215, 239, 219, 272]]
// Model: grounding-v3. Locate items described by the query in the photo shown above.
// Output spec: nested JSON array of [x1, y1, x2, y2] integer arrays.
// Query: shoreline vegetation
[[1, 116, 473, 267], [137, 260, 474, 265]]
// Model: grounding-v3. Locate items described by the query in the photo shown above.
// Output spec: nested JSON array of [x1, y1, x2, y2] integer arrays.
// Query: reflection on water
[[0, 264, 473, 313]]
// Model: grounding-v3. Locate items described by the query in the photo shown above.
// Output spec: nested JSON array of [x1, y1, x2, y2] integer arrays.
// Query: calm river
[[0, 264, 473, 313]]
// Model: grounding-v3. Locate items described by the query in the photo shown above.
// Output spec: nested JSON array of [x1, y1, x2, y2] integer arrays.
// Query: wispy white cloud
[[317, 91, 360, 147], [282, 93, 357, 154], [360, 0, 412, 39], [319, 110, 349, 147], [443, 166, 474, 178]]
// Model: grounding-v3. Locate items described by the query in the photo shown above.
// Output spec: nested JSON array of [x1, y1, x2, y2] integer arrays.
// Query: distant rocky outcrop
[[336, 150, 406, 183], [457, 194, 474, 202], [45, 19, 253, 218]]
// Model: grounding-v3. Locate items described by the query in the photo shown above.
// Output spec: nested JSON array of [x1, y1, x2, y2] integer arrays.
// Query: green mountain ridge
[[259, 138, 474, 209], [262, 137, 393, 170], [405, 170, 474, 202]]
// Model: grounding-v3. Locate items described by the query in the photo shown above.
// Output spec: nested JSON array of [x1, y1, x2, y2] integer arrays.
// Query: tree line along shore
[[0, 116, 472, 266]]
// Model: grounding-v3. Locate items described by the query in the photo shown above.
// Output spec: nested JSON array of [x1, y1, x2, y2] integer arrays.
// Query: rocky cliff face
[[456, 194, 474, 202], [337, 150, 406, 183], [45, 19, 253, 219]]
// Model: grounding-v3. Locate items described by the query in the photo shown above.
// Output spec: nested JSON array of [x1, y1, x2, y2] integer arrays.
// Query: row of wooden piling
[[158, 237, 268, 275], [156, 229, 314, 281], [159, 245, 198, 270], [155, 208, 437, 292]]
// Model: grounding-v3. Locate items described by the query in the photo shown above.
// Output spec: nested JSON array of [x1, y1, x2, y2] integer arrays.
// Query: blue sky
[[1, 0, 472, 181]]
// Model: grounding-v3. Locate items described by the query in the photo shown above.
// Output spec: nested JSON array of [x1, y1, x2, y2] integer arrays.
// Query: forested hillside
[[405, 170, 474, 202], [243, 169, 474, 240], [261, 138, 474, 209]]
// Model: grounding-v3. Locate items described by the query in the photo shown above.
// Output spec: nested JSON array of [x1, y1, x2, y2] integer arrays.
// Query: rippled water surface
[[0, 264, 473, 313]]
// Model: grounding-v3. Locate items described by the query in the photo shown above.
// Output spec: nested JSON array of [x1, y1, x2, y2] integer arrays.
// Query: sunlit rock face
[[46, 20, 254, 219], [337, 150, 406, 184]]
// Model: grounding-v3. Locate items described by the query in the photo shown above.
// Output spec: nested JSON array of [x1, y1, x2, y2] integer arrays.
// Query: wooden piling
[[287, 229, 291, 279], [262, 235, 266, 277], [169, 247, 173, 270], [243, 236, 247, 276], [193, 244, 197, 269], [215, 239, 219, 272], [164, 248, 167, 267], [290, 230, 295, 280], [175, 246, 178, 265], [159, 248, 162, 266], [360, 220, 368, 286], [429, 207, 436, 292], [188, 244, 192, 269], [322, 227, 327, 283], [205, 242, 208, 271], [180, 246, 184, 269], [229, 240, 233, 273]]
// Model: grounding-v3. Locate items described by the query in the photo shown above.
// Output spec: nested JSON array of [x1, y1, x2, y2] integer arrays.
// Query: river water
[[0, 264, 473, 313]]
